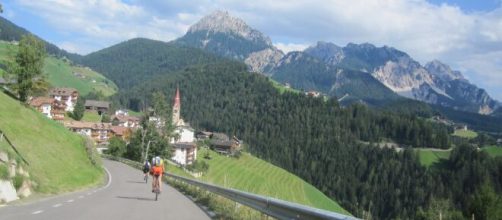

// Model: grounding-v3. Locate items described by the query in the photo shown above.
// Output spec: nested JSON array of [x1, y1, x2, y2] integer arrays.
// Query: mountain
[[0, 16, 81, 61], [79, 38, 222, 90], [175, 10, 284, 74], [271, 51, 400, 105], [304, 41, 500, 114]]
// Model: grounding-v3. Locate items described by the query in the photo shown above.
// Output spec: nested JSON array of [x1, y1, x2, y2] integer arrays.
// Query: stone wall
[[0, 150, 33, 203]]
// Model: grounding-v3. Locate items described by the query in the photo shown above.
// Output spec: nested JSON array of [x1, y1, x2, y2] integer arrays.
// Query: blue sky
[[2, 0, 502, 101]]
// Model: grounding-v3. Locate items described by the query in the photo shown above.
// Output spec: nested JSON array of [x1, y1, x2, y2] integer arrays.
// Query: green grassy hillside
[[482, 146, 502, 157], [452, 129, 478, 139], [0, 92, 103, 193], [416, 149, 451, 167], [185, 148, 349, 214], [0, 41, 117, 97], [417, 146, 502, 167]]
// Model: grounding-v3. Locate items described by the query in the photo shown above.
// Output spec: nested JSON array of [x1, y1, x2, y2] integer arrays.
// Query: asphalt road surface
[[0, 160, 211, 220]]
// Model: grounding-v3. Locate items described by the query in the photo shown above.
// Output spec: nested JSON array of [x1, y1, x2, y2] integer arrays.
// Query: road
[[0, 160, 211, 220]]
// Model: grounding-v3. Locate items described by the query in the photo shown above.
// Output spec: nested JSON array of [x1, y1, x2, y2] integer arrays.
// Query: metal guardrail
[[103, 155, 357, 220]]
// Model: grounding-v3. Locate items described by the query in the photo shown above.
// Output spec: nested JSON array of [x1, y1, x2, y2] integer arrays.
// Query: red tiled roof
[[29, 97, 55, 107], [49, 88, 78, 96], [112, 115, 140, 122], [111, 126, 129, 136]]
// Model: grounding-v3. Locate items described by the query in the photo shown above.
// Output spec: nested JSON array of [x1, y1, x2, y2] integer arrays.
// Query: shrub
[[13, 174, 24, 190], [0, 164, 9, 180]]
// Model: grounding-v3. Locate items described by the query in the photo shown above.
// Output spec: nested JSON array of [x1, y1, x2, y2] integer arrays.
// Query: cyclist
[[142, 160, 151, 182], [150, 156, 164, 193]]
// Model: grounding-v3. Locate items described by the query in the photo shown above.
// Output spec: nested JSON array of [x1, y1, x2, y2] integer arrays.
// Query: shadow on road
[[126, 180, 148, 184], [116, 196, 156, 201]]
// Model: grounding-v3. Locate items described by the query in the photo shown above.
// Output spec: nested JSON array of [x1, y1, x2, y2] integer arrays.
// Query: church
[[170, 87, 197, 166]]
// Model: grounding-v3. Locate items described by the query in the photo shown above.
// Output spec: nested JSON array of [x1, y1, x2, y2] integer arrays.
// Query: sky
[[2, 0, 502, 101]]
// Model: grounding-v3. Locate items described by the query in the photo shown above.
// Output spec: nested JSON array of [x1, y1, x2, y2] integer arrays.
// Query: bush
[[0, 164, 9, 180], [13, 174, 24, 190], [84, 138, 101, 166], [186, 160, 209, 173], [107, 136, 126, 157]]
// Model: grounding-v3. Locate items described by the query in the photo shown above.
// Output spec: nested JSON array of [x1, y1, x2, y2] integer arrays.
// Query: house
[[211, 132, 229, 141], [196, 131, 212, 140], [209, 139, 240, 155], [64, 121, 112, 144], [149, 116, 165, 128], [29, 97, 55, 119], [115, 109, 129, 116], [111, 114, 140, 128], [454, 124, 468, 131], [305, 91, 321, 98], [171, 126, 195, 143], [49, 88, 79, 112], [110, 126, 132, 141], [85, 100, 110, 115], [64, 121, 94, 136], [171, 142, 197, 165], [29, 97, 66, 121]]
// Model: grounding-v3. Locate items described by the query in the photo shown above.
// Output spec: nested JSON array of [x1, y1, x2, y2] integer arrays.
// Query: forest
[[114, 61, 501, 219]]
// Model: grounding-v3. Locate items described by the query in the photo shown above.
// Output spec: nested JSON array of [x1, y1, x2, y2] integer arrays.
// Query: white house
[[49, 88, 79, 112], [171, 126, 195, 143], [149, 116, 165, 128], [29, 97, 53, 119], [172, 142, 197, 165], [115, 109, 129, 116]]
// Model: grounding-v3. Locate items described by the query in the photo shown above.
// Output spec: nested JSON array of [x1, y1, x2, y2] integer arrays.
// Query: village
[[28, 87, 242, 166]]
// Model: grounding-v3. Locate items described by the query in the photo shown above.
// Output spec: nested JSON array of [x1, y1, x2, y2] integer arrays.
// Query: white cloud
[[10, 0, 502, 100], [274, 42, 309, 53]]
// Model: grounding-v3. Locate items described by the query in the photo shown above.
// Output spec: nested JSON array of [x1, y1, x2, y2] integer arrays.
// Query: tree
[[469, 182, 502, 220], [101, 113, 111, 123], [152, 91, 169, 122], [107, 136, 126, 157], [71, 98, 85, 121], [14, 35, 46, 102]]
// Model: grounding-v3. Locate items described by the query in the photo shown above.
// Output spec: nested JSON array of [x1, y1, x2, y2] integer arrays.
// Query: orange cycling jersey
[[151, 166, 163, 176]]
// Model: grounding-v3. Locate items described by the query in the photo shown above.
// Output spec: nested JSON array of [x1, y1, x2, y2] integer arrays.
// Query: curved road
[[0, 160, 210, 220]]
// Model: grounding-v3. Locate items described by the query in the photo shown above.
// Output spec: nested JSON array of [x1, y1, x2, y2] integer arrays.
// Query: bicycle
[[144, 173, 148, 183], [152, 175, 160, 201]]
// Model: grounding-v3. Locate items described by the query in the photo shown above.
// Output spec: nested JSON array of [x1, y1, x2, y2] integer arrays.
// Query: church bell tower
[[172, 87, 181, 126]]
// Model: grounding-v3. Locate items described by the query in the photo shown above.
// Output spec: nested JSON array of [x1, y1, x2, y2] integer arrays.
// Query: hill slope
[[0, 41, 117, 97], [0, 92, 102, 193], [194, 148, 349, 214], [79, 38, 223, 90]]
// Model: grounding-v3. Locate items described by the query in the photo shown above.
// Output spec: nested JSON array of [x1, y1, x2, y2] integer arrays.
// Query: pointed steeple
[[174, 87, 181, 108], [172, 87, 181, 126]]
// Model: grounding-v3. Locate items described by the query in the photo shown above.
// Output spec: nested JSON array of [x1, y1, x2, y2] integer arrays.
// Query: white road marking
[[52, 203, 62, 208], [32, 210, 44, 214], [78, 195, 84, 199], [87, 192, 92, 195], [67, 199, 74, 203], [103, 167, 112, 189]]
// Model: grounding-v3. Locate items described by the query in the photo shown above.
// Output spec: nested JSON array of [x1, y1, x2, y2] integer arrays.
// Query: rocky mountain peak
[[188, 10, 272, 46], [304, 41, 344, 65], [425, 59, 464, 82]]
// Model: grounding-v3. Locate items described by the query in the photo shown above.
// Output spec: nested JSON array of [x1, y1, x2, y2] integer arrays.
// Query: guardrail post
[[261, 213, 268, 220]]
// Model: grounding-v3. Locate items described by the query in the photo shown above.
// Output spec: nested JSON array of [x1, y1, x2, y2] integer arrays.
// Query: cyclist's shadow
[[115, 196, 156, 201]]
